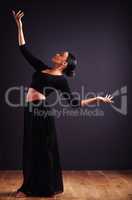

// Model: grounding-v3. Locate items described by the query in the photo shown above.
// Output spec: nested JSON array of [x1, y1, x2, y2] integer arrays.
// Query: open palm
[[12, 10, 24, 27], [97, 94, 114, 104]]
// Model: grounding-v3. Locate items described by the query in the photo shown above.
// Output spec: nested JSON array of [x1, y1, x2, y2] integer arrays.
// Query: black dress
[[16, 44, 81, 197]]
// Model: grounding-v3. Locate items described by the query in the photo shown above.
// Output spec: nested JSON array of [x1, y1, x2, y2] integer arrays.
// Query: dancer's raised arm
[[12, 10, 49, 71], [12, 10, 25, 46]]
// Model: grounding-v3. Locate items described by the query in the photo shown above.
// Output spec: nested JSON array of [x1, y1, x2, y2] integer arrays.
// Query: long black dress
[[16, 44, 81, 197]]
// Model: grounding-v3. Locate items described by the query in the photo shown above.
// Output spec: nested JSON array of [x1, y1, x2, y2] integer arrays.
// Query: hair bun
[[63, 52, 77, 77], [66, 70, 75, 77]]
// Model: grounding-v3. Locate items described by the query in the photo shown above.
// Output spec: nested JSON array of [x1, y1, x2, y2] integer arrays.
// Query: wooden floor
[[0, 170, 132, 200]]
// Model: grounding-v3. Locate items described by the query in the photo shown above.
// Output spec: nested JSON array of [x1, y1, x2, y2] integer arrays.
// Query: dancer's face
[[51, 51, 69, 68]]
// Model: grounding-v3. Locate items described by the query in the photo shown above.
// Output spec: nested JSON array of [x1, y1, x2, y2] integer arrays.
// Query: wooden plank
[[0, 170, 132, 200]]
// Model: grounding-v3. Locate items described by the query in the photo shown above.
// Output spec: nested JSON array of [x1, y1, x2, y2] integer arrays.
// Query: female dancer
[[12, 10, 114, 198]]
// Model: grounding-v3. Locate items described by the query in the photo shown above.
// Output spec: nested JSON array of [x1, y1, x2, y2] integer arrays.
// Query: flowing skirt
[[17, 99, 64, 197]]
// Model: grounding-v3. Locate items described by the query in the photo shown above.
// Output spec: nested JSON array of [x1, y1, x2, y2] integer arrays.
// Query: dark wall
[[0, 0, 131, 170]]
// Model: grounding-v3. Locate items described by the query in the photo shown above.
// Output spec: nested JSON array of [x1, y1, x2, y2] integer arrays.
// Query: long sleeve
[[19, 44, 49, 71], [60, 78, 81, 108]]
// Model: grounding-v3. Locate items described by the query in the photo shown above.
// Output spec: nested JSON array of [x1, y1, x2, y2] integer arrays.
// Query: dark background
[[0, 0, 131, 170]]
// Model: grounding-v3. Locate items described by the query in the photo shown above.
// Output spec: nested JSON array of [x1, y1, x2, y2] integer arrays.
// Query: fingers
[[108, 95, 113, 99], [12, 10, 24, 18], [12, 10, 15, 15], [18, 12, 24, 17], [106, 94, 112, 98], [98, 93, 114, 104], [105, 94, 114, 99], [17, 12, 24, 18], [16, 10, 22, 16], [104, 94, 114, 104], [19, 12, 24, 18]]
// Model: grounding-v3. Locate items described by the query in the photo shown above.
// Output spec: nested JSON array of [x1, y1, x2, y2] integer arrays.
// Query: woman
[[12, 10, 114, 198]]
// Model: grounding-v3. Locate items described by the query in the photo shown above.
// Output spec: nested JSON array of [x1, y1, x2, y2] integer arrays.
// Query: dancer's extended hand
[[97, 94, 114, 104]]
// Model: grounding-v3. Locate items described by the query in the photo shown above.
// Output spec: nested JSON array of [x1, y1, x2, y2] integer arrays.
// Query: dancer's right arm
[[12, 10, 25, 46], [12, 10, 49, 71]]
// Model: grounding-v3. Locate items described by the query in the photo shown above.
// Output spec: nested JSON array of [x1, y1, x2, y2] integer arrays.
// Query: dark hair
[[63, 52, 77, 77]]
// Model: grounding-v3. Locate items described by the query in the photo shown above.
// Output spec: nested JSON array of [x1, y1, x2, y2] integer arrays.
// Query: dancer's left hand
[[97, 94, 114, 104]]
